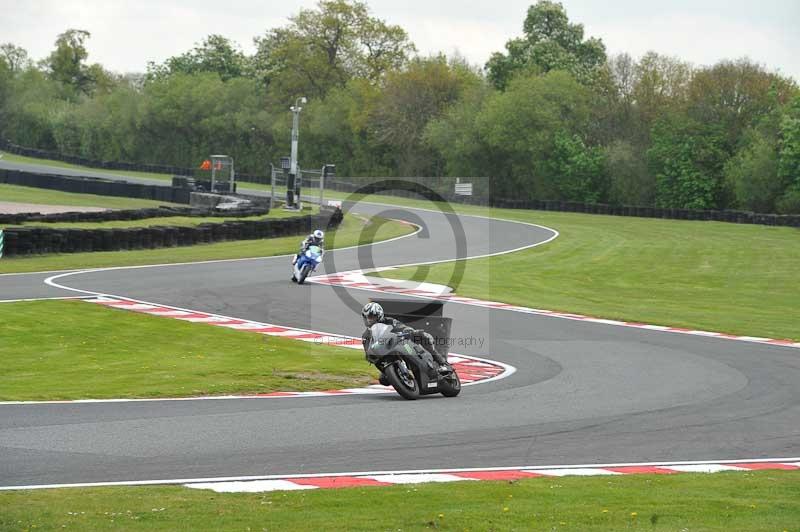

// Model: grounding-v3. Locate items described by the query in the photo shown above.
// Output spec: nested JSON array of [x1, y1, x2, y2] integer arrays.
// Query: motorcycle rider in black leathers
[[361, 302, 452, 384]]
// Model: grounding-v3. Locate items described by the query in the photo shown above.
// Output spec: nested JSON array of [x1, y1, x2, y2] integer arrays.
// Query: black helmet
[[361, 302, 384, 327]]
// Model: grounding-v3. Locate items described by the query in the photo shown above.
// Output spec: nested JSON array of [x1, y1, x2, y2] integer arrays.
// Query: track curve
[[1, 162, 799, 488]]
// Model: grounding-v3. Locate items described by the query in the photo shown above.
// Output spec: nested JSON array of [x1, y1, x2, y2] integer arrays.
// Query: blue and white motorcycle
[[291, 245, 323, 284]]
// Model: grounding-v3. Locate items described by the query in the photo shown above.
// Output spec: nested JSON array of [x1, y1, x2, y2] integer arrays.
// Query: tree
[[148, 35, 247, 82], [424, 82, 497, 181], [1, 68, 63, 148], [46, 29, 94, 94], [776, 95, 800, 213], [357, 16, 415, 81], [648, 113, 729, 210], [486, 1, 606, 90], [591, 53, 641, 151], [0, 57, 10, 135], [632, 52, 693, 129], [724, 132, 782, 213], [548, 131, 608, 203], [252, 0, 414, 100], [604, 140, 654, 206], [300, 80, 391, 176], [688, 59, 797, 150], [136, 73, 266, 170], [371, 56, 480, 176], [0, 43, 31, 73], [777, 96, 800, 185], [476, 70, 593, 199]]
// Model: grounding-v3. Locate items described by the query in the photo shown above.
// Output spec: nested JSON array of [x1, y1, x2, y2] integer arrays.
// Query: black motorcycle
[[365, 323, 461, 400]]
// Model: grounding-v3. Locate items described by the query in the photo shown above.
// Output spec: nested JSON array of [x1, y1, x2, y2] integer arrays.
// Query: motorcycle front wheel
[[385, 362, 420, 400], [298, 264, 312, 284], [439, 369, 461, 397]]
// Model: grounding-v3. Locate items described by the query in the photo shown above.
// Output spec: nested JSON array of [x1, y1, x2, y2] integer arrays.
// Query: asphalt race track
[[1, 160, 799, 488]]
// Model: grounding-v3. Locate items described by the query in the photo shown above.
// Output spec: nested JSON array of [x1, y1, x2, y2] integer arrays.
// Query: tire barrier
[[474, 198, 800, 228], [0, 168, 189, 204], [0, 168, 272, 218], [0, 206, 342, 257]]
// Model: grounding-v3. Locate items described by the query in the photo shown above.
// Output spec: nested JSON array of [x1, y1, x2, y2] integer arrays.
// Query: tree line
[[1, 0, 798, 213]]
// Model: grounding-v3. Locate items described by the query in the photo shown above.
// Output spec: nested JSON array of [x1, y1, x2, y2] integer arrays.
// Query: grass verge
[[1, 471, 797, 530], [0, 151, 373, 200], [0, 183, 180, 209], [1, 151, 332, 197], [0, 151, 184, 182], [376, 209, 800, 342], [8, 152, 797, 340], [0, 213, 414, 274], [16, 207, 316, 229], [0, 299, 372, 401]]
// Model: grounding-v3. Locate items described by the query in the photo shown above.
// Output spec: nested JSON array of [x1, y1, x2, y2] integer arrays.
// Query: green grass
[[1, 471, 797, 530], [377, 209, 800, 342], [7, 150, 798, 340], [0, 149, 470, 205], [0, 183, 180, 209], [0, 151, 184, 182], [1, 150, 340, 197], [0, 300, 372, 401], [0, 149, 401, 201], [0, 213, 414, 274]]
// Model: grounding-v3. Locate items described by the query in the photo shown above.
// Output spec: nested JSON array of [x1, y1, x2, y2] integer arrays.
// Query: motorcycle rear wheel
[[385, 363, 420, 400]]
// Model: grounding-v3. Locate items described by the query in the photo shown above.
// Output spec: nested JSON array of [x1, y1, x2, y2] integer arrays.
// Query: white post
[[319, 166, 325, 207], [289, 97, 307, 210], [290, 109, 300, 177], [269, 164, 275, 210]]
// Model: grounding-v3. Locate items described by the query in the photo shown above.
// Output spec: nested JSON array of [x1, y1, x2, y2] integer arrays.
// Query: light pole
[[287, 96, 307, 209]]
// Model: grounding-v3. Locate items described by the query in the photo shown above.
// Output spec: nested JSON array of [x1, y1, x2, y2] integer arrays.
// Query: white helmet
[[313, 229, 324, 240], [361, 302, 384, 327]]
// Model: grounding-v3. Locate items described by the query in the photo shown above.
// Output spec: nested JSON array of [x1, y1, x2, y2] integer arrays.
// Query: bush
[[776, 186, 800, 214], [604, 140, 654, 206]]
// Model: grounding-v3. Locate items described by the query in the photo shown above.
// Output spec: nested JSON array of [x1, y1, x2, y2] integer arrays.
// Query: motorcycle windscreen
[[307, 245, 321, 255], [368, 323, 395, 357]]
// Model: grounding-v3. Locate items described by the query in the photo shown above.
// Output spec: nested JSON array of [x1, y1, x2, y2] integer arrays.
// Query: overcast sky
[[3, 0, 798, 81]]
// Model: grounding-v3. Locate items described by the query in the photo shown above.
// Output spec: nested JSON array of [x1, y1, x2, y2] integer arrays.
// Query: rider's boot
[[432, 352, 453, 375]]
